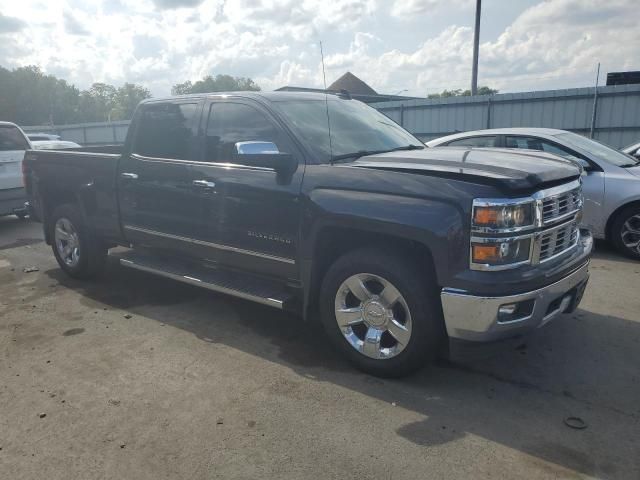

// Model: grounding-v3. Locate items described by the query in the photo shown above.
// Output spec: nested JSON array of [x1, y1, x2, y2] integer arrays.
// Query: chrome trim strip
[[535, 223, 580, 264], [129, 153, 275, 172], [119, 258, 284, 309], [123, 225, 296, 265]]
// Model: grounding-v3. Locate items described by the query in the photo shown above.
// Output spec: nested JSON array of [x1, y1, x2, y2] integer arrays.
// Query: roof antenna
[[320, 41, 334, 165]]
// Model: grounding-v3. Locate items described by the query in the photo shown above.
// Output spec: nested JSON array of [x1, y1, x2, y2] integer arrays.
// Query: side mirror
[[233, 141, 297, 176], [235, 141, 280, 155]]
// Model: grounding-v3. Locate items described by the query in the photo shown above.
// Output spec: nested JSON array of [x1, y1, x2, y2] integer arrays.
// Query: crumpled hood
[[348, 147, 581, 193]]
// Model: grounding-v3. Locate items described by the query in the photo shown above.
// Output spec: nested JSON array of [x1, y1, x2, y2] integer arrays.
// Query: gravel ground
[[1, 215, 639, 479]]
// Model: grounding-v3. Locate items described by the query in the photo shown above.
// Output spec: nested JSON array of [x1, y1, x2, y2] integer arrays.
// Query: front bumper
[[441, 234, 592, 342]]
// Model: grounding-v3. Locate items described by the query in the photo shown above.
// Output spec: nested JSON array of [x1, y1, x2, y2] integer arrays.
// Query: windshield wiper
[[331, 144, 424, 163]]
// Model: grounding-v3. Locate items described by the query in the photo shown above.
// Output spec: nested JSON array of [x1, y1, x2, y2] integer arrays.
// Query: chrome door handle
[[192, 180, 216, 188], [121, 172, 139, 180]]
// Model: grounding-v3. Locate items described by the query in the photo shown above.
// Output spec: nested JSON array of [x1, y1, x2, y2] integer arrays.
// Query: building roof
[[328, 72, 377, 95]]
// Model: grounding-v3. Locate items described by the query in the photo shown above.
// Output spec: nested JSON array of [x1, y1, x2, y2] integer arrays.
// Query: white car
[[427, 128, 640, 259], [0, 121, 31, 219], [31, 140, 82, 150], [27, 133, 61, 141]]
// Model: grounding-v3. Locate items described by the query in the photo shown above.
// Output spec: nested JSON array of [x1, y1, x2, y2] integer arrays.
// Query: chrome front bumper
[[441, 259, 590, 342]]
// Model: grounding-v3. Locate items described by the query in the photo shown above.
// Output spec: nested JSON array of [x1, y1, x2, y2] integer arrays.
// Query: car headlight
[[471, 237, 532, 269], [472, 202, 534, 231]]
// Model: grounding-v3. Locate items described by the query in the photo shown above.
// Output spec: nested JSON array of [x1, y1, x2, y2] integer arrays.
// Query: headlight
[[471, 237, 532, 269], [472, 202, 534, 231]]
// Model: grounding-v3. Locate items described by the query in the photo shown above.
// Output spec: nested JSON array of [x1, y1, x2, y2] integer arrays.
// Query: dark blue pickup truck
[[23, 91, 592, 376]]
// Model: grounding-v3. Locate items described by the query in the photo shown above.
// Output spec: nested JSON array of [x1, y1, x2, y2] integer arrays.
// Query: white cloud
[[391, 0, 471, 17], [0, 0, 637, 98]]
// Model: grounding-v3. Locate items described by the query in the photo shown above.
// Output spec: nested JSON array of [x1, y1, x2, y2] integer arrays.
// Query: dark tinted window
[[0, 125, 29, 151], [205, 102, 283, 162], [504, 135, 587, 164], [133, 103, 198, 160], [447, 136, 497, 147]]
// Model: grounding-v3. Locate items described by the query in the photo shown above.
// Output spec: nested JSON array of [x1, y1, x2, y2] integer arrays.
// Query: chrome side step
[[116, 251, 292, 309]]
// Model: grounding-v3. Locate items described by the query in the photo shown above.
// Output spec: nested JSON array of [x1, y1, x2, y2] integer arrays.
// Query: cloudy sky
[[0, 0, 638, 96]]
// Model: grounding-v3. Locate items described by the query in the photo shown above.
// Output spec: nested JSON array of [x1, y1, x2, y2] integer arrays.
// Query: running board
[[114, 251, 293, 309]]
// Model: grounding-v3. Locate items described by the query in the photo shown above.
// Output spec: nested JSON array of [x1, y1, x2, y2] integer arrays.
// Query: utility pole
[[589, 62, 600, 139], [471, 0, 481, 95]]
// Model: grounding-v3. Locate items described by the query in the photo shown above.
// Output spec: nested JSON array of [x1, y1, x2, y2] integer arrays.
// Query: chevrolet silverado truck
[[23, 92, 593, 377]]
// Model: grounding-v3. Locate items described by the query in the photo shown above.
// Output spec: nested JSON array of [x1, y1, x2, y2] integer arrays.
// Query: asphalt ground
[[1, 215, 639, 479]]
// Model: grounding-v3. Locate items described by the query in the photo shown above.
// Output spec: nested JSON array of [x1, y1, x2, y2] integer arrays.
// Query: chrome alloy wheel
[[621, 214, 640, 255], [54, 217, 81, 268], [334, 273, 412, 360]]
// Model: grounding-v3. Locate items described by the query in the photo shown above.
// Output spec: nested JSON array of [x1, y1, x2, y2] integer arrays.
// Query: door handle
[[192, 180, 216, 188], [121, 172, 139, 180]]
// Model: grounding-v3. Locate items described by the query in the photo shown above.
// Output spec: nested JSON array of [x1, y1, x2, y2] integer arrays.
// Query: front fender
[[301, 188, 467, 288]]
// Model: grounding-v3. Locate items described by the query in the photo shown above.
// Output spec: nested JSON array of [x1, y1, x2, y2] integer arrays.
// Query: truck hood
[[348, 147, 581, 193]]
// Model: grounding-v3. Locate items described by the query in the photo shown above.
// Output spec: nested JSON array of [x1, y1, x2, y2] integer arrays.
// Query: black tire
[[49, 204, 107, 279], [319, 247, 445, 377], [611, 205, 640, 260]]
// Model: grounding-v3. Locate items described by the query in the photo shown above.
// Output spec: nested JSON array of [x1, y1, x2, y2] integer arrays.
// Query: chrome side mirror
[[234, 141, 279, 155]]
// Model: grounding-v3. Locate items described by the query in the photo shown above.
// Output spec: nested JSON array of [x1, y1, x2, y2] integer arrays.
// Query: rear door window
[[0, 125, 29, 151], [446, 136, 497, 147], [132, 102, 199, 160]]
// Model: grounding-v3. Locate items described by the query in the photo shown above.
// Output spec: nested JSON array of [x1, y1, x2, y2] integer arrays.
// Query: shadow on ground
[[40, 252, 640, 479]]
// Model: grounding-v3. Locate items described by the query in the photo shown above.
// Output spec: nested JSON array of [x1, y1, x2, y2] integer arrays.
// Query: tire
[[49, 204, 107, 279], [319, 247, 445, 377], [611, 205, 640, 260]]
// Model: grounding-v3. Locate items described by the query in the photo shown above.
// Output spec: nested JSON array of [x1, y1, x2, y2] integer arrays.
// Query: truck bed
[[23, 148, 124, 243]]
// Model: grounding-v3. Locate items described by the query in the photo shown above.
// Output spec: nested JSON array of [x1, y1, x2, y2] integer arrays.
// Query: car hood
[[349, 147, 581, 193]]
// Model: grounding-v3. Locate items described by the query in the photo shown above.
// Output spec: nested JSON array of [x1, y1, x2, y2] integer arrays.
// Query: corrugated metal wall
[[21, 84, 640, 149], [21, 120, 130, 146], [372, 84, 640, 148]]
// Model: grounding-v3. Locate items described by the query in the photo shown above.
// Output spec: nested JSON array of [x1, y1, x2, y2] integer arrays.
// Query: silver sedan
[[427, 128, 640, 259]]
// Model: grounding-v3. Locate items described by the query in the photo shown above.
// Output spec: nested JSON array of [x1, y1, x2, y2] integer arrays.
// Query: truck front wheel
[[319, 248, 444, 377], [50, 204, 107, 279]]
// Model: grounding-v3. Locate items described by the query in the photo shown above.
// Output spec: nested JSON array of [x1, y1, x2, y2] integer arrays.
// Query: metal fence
[[372, 84, 640, 148], [21, 120, 130, 146], [21, 84, 640, 149]]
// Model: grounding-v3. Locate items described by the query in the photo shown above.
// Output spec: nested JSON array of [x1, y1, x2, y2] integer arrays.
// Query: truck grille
[[542, 187, 582, 225], [538, 221, 579, 263]]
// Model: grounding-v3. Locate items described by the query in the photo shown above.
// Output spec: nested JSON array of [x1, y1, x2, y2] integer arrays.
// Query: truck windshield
[[554, 132, 639, 168], [273, 97, 423, 163]]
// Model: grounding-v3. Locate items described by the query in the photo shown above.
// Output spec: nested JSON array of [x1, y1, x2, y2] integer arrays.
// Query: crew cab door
[[118, 100, 204, 253], [189, 98, 304, 279]]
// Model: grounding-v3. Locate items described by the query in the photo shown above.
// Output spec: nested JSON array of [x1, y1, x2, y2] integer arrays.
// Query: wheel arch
[[303, 226, 438, 321], [41, 188, 85, 245], [605, 200, 640, 241]]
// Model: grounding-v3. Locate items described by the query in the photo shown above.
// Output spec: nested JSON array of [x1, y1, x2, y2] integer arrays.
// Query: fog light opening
[[497, 299, 535, 323]]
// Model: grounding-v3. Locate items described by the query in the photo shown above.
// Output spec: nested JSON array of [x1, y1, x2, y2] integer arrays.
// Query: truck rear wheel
[[50, 204, 107, 279], [611, 205, 640, 260], [319, 247, 444, 377]]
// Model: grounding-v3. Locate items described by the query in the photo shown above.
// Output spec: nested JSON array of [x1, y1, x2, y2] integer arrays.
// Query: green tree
[[172, 74, 260, 95], [110, 83, 152, 120], [428, 86, 498, 99]]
